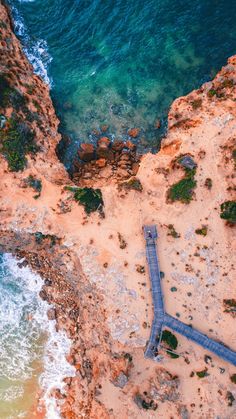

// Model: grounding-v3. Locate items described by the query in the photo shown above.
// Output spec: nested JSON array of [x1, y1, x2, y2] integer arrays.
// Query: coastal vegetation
[[204, 177, 213, 190], [0, 74, 39, 171], [196, 368, 209, 378], [195, 225, 208, 236], [230, 374, 236, 384], [24, 175, 42, 198], [34, 232, 58, 247], [120, 177, 143, 192], [167, 167, 197, 203], [161, 330, 179, 358], [0, 115, 38, 171], [166, 224, 180, 238], [223, 299, 236, 316], [220, 200, 236, 223], [65, 186, 104, 214]]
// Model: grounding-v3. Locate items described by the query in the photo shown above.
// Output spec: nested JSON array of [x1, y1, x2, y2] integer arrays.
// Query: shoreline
[[0, 0, 236, 417]]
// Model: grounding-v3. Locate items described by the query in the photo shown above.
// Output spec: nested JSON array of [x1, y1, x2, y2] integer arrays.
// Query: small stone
[[78, 143, 95, 162]]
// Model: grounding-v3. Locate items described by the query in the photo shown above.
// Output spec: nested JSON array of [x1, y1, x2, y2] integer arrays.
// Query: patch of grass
[[35, 232, 58, 247], [232, 149, 236, 169], [0, 116, 38, 171], [161, 330, 178, 350], [223, 299, 236, 316], [226, 391, 235, 406], [220, 201, 236, 223], [195, 225, 208, 236], [167, 168, 197, 204], [24, 175, 42, 198], [32, 99, 42, 113], [230, 374, 236, 384], [0, 74, 27, 111], [120, 177, 143, 192], [167, 224, 180, 238], [65, 186, 104, 214], [207, 89, 217, 97], [0, 20, 7, 29], [196, 368, 209, 378]]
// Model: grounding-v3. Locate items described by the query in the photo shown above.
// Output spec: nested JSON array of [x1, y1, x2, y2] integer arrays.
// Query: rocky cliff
[[0, 1, 236, 418]]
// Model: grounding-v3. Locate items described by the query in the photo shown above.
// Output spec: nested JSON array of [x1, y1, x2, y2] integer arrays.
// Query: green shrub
[[167, 224, 180, 238], [195, 225, 208, 236], [24, 175, 42, 198], [35, 232, 57, 247], [167, 168, 197, 204], [220, 201, 236, 223], [0, 74, 27, 111], [65, 186, 104, 214], [0, 116, 38, 171], [121, 177, 143, 192], [161, 330, 178, 350], [191, 99, 202, 109], [196, 368, 209, 378], [230, 374, 236, 384]]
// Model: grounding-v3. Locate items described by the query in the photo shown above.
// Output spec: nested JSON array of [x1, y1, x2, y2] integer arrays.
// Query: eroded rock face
[[0, 2, 236, 418]]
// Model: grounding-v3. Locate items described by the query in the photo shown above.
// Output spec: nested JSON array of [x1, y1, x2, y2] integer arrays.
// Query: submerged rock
[[78, 143, 95, 162]]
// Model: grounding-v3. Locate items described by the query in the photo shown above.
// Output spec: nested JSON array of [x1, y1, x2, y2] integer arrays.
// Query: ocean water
[[9, 0, 236, 169], [0, 254, 75, 418]]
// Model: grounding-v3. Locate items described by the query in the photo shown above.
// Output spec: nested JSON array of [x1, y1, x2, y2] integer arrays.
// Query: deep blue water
[[9, 0, 236, 169]]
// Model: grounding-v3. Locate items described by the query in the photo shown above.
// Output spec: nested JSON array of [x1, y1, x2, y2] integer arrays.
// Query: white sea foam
[[9, 2, 52, 85], [0, 254, 75, 418]]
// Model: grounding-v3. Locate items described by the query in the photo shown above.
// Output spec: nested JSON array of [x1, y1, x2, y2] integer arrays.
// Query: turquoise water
[[9, 1, 236, 169]]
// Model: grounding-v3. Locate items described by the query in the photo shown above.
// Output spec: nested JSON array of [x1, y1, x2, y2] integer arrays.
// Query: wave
[[0, 254, 75, 418], [8, 1, 52, 86]]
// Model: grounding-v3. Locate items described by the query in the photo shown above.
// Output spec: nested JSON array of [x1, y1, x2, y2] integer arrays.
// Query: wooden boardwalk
[[143, 225, 236, 366]]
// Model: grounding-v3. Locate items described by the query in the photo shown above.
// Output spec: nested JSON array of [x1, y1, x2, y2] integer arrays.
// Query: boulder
[[178, 155, 197, 170], [97, 136, 110, 148], [128, 128, 140, 138], [96, 158, 106, 168], [112, 372, 128, 388], [112, 140, 124, 152], [78, 143, 95, 162]]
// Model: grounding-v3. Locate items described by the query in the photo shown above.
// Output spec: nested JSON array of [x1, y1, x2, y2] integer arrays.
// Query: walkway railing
[[143, 225, 236, 366]]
